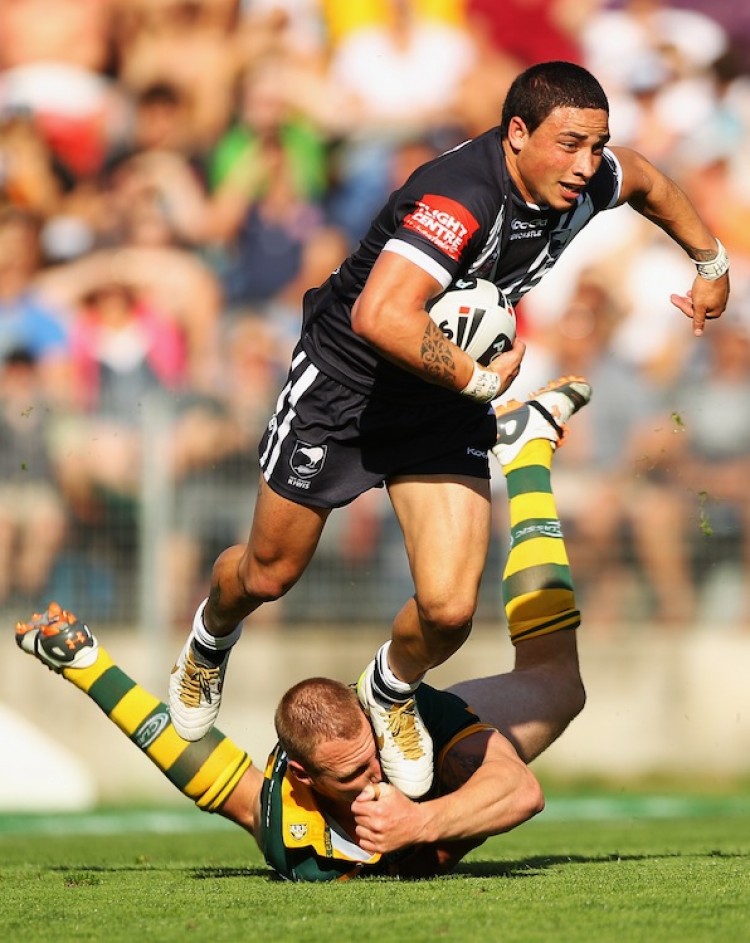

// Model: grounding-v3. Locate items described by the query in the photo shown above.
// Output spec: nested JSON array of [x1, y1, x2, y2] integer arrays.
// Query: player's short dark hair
[[500, 61, 609, 138]]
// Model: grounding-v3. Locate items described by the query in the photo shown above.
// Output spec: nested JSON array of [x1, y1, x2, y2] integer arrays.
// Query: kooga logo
[[134, 711, 171, 748]]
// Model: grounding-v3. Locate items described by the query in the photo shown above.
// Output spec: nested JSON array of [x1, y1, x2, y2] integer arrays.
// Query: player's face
[[308, 714, 383, 804], [505, 106, 610, 210]]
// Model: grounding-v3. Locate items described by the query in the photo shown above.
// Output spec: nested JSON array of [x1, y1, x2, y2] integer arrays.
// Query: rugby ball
[[426, 278, 516, 366]]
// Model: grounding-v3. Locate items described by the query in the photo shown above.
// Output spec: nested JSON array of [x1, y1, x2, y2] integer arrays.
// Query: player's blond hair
[[274, 677, 364, 770]]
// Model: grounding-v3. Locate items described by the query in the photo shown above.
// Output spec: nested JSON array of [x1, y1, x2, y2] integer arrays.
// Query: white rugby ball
[[426, 278, 516, 366]]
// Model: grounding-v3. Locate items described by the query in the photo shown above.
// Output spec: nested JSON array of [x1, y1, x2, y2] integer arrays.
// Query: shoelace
[[386, 699, 425, 760], [180, 659, 221, 707]]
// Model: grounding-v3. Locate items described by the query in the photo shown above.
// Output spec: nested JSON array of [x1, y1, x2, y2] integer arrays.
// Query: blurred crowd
[[1, 0, 749, 630]]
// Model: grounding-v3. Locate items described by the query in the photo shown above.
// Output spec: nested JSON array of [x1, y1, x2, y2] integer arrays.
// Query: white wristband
[[695, 239, 729, 280], [459, 362, 501, 403]]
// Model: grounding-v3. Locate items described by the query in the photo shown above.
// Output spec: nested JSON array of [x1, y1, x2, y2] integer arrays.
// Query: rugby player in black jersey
[[167, 60, 729, 800]]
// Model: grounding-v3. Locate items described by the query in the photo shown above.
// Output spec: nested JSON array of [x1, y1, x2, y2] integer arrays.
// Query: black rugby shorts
[[258, 348, 496, 508]]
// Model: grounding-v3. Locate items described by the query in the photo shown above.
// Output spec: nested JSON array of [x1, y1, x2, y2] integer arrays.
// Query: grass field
[[1, 794, 749, 943]]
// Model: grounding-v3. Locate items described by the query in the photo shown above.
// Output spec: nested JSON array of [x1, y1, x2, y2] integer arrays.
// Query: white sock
[[192, 598, 243, 652], [376, 641, 423, 695]]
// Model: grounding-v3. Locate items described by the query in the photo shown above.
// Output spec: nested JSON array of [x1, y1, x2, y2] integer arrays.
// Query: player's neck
[[501, 138, 537, 207]]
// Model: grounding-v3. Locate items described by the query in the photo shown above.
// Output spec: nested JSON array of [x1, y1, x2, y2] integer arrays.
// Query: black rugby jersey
[[301, 127, 621, 401]]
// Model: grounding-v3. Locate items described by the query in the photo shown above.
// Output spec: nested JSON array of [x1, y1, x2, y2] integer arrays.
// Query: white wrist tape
[[695, 239, 729, 280], [459, 362, 501, 403]]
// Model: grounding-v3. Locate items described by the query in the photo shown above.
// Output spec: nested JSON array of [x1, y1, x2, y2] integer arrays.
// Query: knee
[[563, 672, 587, 723], [546, 661, 586, 729], [236, 551, 302, 604], [517, 631, 586, 718], [415, 588, 477, 637], [210, 544, 299, 606]]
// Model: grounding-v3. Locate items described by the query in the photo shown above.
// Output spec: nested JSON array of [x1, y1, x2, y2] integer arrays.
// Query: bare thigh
[[387, 474, 491, 613]]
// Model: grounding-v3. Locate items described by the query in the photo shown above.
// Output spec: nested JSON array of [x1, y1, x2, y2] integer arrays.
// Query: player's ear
[[506, 116, 529, 153], [288, 759, 314, 786]]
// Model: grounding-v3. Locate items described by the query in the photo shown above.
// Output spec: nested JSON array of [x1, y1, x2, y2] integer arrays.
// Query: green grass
[[1, 798, 749, 943]]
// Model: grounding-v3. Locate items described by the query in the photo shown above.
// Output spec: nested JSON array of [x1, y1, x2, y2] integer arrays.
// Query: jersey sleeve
[[589, 146, 622, 211], [383, 192, 483, 288], [382, 148, 499, 288]]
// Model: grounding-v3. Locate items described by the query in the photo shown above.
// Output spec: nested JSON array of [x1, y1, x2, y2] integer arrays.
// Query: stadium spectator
[[0, 0, 114, 73], [100, 53, 344, 315], [17, 401, 587, 879], [670, 51, 750, 263], [105, 81, 198, 164], [49, 279, 186, 524], [33, 159, 225, 394], [113, 0, 248, 153], [465, 0, 585, 67], [206, 54, 337, 307], [316, 0, 480, 243], [0, 207, 72, 402], [0, 0, 127, 181], [646, 300, 750, 624], [0, 110, 64, 218], [0, 348, 68, 607], [580, 0, 728, 100]]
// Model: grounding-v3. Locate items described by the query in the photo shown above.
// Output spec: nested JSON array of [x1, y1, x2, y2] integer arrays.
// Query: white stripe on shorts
[[260, 356, 319, 478]]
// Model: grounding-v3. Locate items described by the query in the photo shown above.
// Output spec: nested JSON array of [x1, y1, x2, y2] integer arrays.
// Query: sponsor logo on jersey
[[510, 217, 548, 241], [403, 194, 479, 261], [466, 447, 485, 459], [134, 711, 170, 749], [290, 441, 327, 479], [511, 218, 547, 230]]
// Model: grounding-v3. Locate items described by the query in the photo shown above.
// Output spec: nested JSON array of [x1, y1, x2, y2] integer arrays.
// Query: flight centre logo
[[403, 194, 479, 261]]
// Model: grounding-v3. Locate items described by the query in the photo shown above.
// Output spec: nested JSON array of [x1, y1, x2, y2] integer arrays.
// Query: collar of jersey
[[280, 771, 382, 864]]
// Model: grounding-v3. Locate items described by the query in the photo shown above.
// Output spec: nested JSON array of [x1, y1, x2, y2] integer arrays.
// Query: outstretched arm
[[612, 145, 730, 336], [351, 728, 543, 857]]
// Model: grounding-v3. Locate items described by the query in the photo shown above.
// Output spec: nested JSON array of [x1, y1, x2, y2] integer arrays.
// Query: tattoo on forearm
[[421, 319, 457, 383]]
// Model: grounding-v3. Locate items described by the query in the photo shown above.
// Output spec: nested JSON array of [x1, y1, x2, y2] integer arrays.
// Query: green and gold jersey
[[258, 684, 492, 882]]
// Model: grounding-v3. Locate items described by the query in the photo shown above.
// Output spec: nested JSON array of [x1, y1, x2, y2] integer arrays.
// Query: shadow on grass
[[456, 848, 748, 879], [456, 852, 648, 879], [47, 849, 748, 884], [48, 865, 270, 879]]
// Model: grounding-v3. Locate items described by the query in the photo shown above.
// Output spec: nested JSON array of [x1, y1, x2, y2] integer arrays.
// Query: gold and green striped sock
[[62, 648, 250, 812], [502, 439, 580, 644]]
